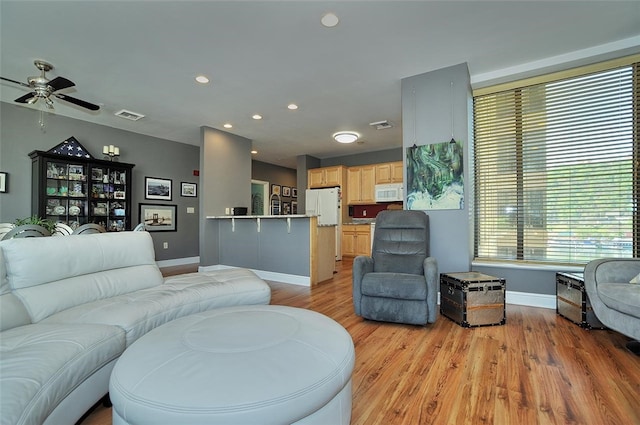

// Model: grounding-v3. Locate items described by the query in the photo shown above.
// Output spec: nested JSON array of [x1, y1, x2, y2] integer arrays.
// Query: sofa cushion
[[0, 294, 31, 332], [598, 283, 640, 319], [361, 272, 427, 300], [0, 323, 124, 425], [41, 268, 271, 346], [1, 232, 163, 322]]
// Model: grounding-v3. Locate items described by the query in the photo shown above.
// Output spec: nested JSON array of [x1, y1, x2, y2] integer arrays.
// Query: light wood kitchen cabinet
[[346, 165, 375, 204], [342, 224, 371, 257], [375, 161, 403, 184], [308, 166, 345, 188]]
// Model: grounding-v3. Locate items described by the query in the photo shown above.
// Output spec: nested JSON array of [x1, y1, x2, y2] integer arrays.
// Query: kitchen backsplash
[[351, 202, 402, 219]]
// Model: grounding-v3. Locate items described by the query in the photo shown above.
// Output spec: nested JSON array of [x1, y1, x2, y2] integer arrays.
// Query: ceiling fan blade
[[14, 92, 38, 103], [54, 93, 100, 111], [48, 76, 75, 91], [0, 76, 31, 88]]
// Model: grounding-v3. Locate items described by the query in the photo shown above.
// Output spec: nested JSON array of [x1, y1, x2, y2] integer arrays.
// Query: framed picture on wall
[[145, 177, 172, 201], [271, 184, 281, 196], [139, 204, 177, 232], [292, 188, 297, 198], [282, 186, 291, 197], [181, 182, 197, 197]]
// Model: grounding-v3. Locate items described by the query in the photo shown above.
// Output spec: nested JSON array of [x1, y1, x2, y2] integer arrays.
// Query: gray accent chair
[[352, 210, 438, 325], [584, 258, 640, 353]]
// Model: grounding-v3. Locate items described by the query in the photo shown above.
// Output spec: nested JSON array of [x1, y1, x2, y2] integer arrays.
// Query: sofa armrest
[[423, 257, 438, 323], [584, 258, 640, 330], [352, 256, 374, 315]]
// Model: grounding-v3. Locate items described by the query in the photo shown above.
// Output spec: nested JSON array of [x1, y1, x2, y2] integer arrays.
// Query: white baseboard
[[506, 291, 556, 309], [156, 256, 199, 268], [198, 264, 311, 287]]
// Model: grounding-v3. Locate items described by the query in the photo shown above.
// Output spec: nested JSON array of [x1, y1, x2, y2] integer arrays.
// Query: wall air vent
[[369, 120, 393, 130], [115, 109, 145, 121]]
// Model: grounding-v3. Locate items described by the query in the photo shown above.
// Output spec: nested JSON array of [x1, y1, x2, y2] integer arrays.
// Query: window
[[473, 57, 639, 265]]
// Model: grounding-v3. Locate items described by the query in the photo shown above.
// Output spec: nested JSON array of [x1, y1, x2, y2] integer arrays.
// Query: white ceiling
[[1, 1, 639, 169]]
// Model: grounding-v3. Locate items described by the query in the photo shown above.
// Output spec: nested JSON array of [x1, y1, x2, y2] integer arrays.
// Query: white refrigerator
[[305, 187, 341, 259]]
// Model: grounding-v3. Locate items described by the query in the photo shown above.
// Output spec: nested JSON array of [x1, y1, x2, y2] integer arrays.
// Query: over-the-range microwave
[[374, 183, 403, 202]]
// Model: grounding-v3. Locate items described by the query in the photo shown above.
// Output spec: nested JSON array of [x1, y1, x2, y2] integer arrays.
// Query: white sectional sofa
[[0, 231, 271, 425]]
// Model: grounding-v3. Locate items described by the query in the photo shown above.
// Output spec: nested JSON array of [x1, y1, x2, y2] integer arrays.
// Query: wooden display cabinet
[[30, 150, 134, 232]]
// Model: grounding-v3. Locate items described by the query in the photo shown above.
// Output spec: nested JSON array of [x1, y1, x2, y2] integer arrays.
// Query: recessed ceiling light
[[288, 103, 298, 110], [252, 114, 263, 120], [195, 75, 210, 84], [251, 149, 258, 155], [223, 123, 232, 129], [321, 12, 339, 28], [333, 131, 359, 144]]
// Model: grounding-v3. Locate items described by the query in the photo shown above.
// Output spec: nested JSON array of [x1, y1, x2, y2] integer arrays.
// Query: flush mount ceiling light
[[252, 114, 262, 120], [287, 103, 298, 110], [321, 12, 339, 28], [195, 75, 209, 84], [223, 123, 232, 129], [333, 131, 359, 144]]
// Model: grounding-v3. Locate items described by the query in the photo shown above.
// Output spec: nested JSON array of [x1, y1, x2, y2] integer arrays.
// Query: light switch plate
[[187, 207, 195, 213]]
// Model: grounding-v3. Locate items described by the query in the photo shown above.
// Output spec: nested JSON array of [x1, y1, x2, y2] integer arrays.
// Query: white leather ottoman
[[109, 305, 355, 425]]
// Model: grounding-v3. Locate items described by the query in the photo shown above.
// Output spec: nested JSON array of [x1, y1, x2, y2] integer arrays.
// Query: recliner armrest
[[352, 256, 374, 315], [423, 257, 438, 323]]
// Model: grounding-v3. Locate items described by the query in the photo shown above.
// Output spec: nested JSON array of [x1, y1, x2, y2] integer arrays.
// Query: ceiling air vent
[[369, 120, 393, 130], [115, 109, 145, 121]]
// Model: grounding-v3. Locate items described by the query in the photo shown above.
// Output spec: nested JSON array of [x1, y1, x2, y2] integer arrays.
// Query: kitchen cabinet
[[346, 165, 375, 204], [375, 161, 403, 184], [308, 166, 345, 188], [30, 150, 134, 232], [342, 224, 371, 257]]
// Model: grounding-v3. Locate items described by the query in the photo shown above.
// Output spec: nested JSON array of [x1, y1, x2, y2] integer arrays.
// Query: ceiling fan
[[0, 60, 100, 111]]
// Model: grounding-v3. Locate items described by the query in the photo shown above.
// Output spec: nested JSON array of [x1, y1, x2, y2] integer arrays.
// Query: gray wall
[[252, 160, 296, 188], [0, 102, 200, 261], [199, 126, 252, 266], [401, 63, 472, 275], [321, 148, 402, 167]]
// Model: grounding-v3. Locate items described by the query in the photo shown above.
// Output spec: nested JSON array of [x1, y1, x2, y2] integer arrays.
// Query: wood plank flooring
[[81, 259, 640, 425]]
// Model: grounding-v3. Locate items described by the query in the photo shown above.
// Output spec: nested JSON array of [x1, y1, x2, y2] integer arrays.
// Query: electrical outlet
[[163, 242, 168, 249], [363, 210, 367, 216]]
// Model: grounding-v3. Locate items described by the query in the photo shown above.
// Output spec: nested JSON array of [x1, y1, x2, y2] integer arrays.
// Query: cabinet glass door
[[89, 165, 128, 231], [45, 160, 87, 229]]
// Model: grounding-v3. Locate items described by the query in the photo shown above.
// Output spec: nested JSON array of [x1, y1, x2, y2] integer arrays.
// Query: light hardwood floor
[[81, 259, 640, 425]]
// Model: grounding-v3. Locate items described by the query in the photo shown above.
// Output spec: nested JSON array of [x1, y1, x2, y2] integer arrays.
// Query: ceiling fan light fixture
[[333, 131, 359, 144], [44, 97, 55, 109], [27, 96, 38, 105]]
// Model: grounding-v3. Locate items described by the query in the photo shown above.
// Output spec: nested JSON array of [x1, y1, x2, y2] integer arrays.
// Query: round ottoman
[[109, 305, 355, 425]]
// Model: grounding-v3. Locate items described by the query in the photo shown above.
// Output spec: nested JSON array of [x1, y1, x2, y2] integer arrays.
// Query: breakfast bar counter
[[202, 215, 335, 286]]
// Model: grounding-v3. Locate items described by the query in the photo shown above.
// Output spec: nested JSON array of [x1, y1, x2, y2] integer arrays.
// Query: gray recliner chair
[[352, 210, 438, 325], [584, 258, 640, 353]]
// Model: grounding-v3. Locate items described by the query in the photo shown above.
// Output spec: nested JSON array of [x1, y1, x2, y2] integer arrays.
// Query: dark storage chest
[[440, 272, 506, 327], [556, 272, 606, 330]]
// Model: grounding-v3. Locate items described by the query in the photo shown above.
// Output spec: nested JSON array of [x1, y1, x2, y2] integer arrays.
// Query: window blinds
[[473, 61, 638, 265]]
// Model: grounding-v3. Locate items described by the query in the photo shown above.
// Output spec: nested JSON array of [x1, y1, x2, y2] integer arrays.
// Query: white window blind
[[473, 61, 638, 265]]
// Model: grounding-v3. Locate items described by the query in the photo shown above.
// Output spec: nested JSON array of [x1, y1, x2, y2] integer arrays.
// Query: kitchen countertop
[[206, 214, 310, 219]]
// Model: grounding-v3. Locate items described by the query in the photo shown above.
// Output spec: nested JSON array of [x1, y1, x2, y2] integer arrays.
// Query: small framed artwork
[[283, 201, 291, 215], [271, 184, 281, 196], [114, 191, 126, 200], [140, 203, 177, 232], [0, 172, 7, 193], [282, 186, 291, 197], [181, 182, 197, 197], [145, 177, 172, 201], [291, 201, 297, 214], [292, 188, 297, 198]]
